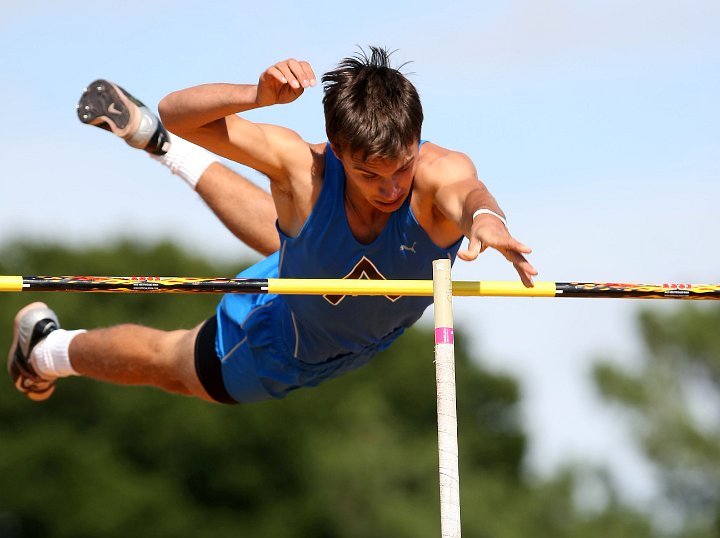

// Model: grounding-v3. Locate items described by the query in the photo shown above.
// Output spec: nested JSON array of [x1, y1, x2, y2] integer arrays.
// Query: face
[[334, 142, 419, 214]]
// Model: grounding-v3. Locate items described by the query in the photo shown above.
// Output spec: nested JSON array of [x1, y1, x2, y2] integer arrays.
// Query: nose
[[381, 177, 402, 199]]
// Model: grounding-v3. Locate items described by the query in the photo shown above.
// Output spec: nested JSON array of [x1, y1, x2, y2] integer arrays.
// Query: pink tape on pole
[[435, 327, 454, 345]]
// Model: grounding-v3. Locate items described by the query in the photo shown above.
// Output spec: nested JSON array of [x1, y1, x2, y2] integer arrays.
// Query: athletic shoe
[[7, 302, 60, 401], [77, 79, 170, 155]]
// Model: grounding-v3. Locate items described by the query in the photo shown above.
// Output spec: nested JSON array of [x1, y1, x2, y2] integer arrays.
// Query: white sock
[[150, 133, 219, 190], [30, 329, 85, 379]]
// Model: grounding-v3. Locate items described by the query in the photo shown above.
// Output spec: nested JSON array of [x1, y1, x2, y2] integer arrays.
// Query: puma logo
[[108, 103, 123, 115], [399, 242, 417, 254]]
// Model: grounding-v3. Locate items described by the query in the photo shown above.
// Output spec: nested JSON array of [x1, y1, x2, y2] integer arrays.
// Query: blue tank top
[[217, 142, 462, 366]]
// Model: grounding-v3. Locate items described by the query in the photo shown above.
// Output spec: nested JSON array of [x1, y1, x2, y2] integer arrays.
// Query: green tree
[[0, 241, 654, 537], [594, 304, 720, 536]]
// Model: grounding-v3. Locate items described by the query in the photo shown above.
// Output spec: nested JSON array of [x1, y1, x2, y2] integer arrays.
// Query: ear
[[329, 142, 342, 159]]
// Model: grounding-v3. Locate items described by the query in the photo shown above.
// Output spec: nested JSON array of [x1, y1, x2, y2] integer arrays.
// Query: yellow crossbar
[[267, 279, 557, 297], [0, 276, 23, 292]]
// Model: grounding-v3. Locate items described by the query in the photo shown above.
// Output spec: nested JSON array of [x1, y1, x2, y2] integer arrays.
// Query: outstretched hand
[[256, 59, 317, 107], [457, 214, 538, 287]]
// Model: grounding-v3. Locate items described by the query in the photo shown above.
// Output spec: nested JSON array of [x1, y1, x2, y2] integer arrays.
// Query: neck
[[344, 190, 390, 244]]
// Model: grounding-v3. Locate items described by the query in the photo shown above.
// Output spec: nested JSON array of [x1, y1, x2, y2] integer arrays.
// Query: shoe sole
[[77, 79, 138, 138], [7, 302, 56, 401]]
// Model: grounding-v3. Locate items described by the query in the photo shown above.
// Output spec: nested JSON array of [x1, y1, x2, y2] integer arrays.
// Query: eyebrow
[[353, 156, 415, 174]]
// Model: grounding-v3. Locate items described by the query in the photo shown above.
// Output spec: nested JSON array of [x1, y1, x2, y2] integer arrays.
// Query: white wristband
[[472, 208, 507, 227]]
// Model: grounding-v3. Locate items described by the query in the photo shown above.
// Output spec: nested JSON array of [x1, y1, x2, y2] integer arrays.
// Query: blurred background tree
[[594, 304, 720, 537], [0, 241, 655, 537]]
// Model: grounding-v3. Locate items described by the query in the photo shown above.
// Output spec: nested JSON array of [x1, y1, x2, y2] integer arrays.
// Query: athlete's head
[[322, 46, 423, 162]]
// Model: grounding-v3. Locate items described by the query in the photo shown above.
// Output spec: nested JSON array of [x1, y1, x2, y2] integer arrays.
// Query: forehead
[[347, 143, 418, 170]]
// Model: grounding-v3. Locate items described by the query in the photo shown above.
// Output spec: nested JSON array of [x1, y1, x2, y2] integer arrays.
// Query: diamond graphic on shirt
[[324, 256, 400, 305]]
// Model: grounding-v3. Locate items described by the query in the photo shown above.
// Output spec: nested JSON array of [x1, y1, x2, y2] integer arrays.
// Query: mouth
[[375, 194, 405, 209]]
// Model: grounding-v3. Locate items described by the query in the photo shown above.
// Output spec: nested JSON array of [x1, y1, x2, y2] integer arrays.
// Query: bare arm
[[196, 163, 280, 256], [431, 152, 537, 287], [158, 59, 317, 183]]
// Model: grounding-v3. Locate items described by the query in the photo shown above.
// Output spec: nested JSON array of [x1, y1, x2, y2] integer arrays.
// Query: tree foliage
[[0, 241, 653, 537], [594, 305, 720, 536]]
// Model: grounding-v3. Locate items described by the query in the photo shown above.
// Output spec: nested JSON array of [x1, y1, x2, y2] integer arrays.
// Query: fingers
[[503, 237, 532, 256], [459, 245, 537, 287], [456, 248, 478, 262], [508, 253, 538, 288], [457, 236, 482, 261], [498, 239, 537, 287], [271, 59, 316, 90], [460, 233, 538, 287]]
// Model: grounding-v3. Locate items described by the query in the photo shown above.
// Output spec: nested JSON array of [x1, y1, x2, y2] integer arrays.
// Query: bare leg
[[196, 162, 280, 256], [9, 303, 220, 403], [68, 323, 216, 403], [77, 79, 280, 257]]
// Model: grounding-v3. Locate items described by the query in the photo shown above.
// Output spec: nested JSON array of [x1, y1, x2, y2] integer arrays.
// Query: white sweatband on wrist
[[150, 133, 219, 191], [472, 208, 507, 227]]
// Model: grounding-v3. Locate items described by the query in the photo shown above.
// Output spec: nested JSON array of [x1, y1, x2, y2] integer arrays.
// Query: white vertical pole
[[432, 258, 461, 537]]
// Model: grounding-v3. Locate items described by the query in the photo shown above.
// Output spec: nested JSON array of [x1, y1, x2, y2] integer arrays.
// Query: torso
[[215, 146, 464, 399], [273, 141, 464, 250], [273, 144, 463, 361]]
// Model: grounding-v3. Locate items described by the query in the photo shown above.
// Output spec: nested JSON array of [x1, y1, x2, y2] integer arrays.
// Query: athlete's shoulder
[[270, 135, 326, 189], [416, 142, 477, 186]]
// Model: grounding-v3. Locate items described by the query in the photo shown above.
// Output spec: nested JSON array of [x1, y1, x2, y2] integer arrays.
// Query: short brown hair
[[322, 46, 423, 161]]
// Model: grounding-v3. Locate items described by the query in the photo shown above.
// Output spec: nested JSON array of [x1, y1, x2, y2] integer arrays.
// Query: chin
[[375, 195, 406, 212]]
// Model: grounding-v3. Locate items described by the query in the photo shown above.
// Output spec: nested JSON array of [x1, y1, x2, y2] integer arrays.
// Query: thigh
[[166, 322, 218, 403], [193, 316, 237, 404]]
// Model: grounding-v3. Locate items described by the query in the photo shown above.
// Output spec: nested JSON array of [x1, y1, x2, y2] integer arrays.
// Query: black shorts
[[194, 316, 237, 405]]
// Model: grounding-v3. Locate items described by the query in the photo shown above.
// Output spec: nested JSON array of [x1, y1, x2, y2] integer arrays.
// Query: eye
[[399, 161, 413, 172]]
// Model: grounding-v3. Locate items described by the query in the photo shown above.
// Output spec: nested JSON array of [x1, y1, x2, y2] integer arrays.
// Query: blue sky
[[2, 0, 719, 504]]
